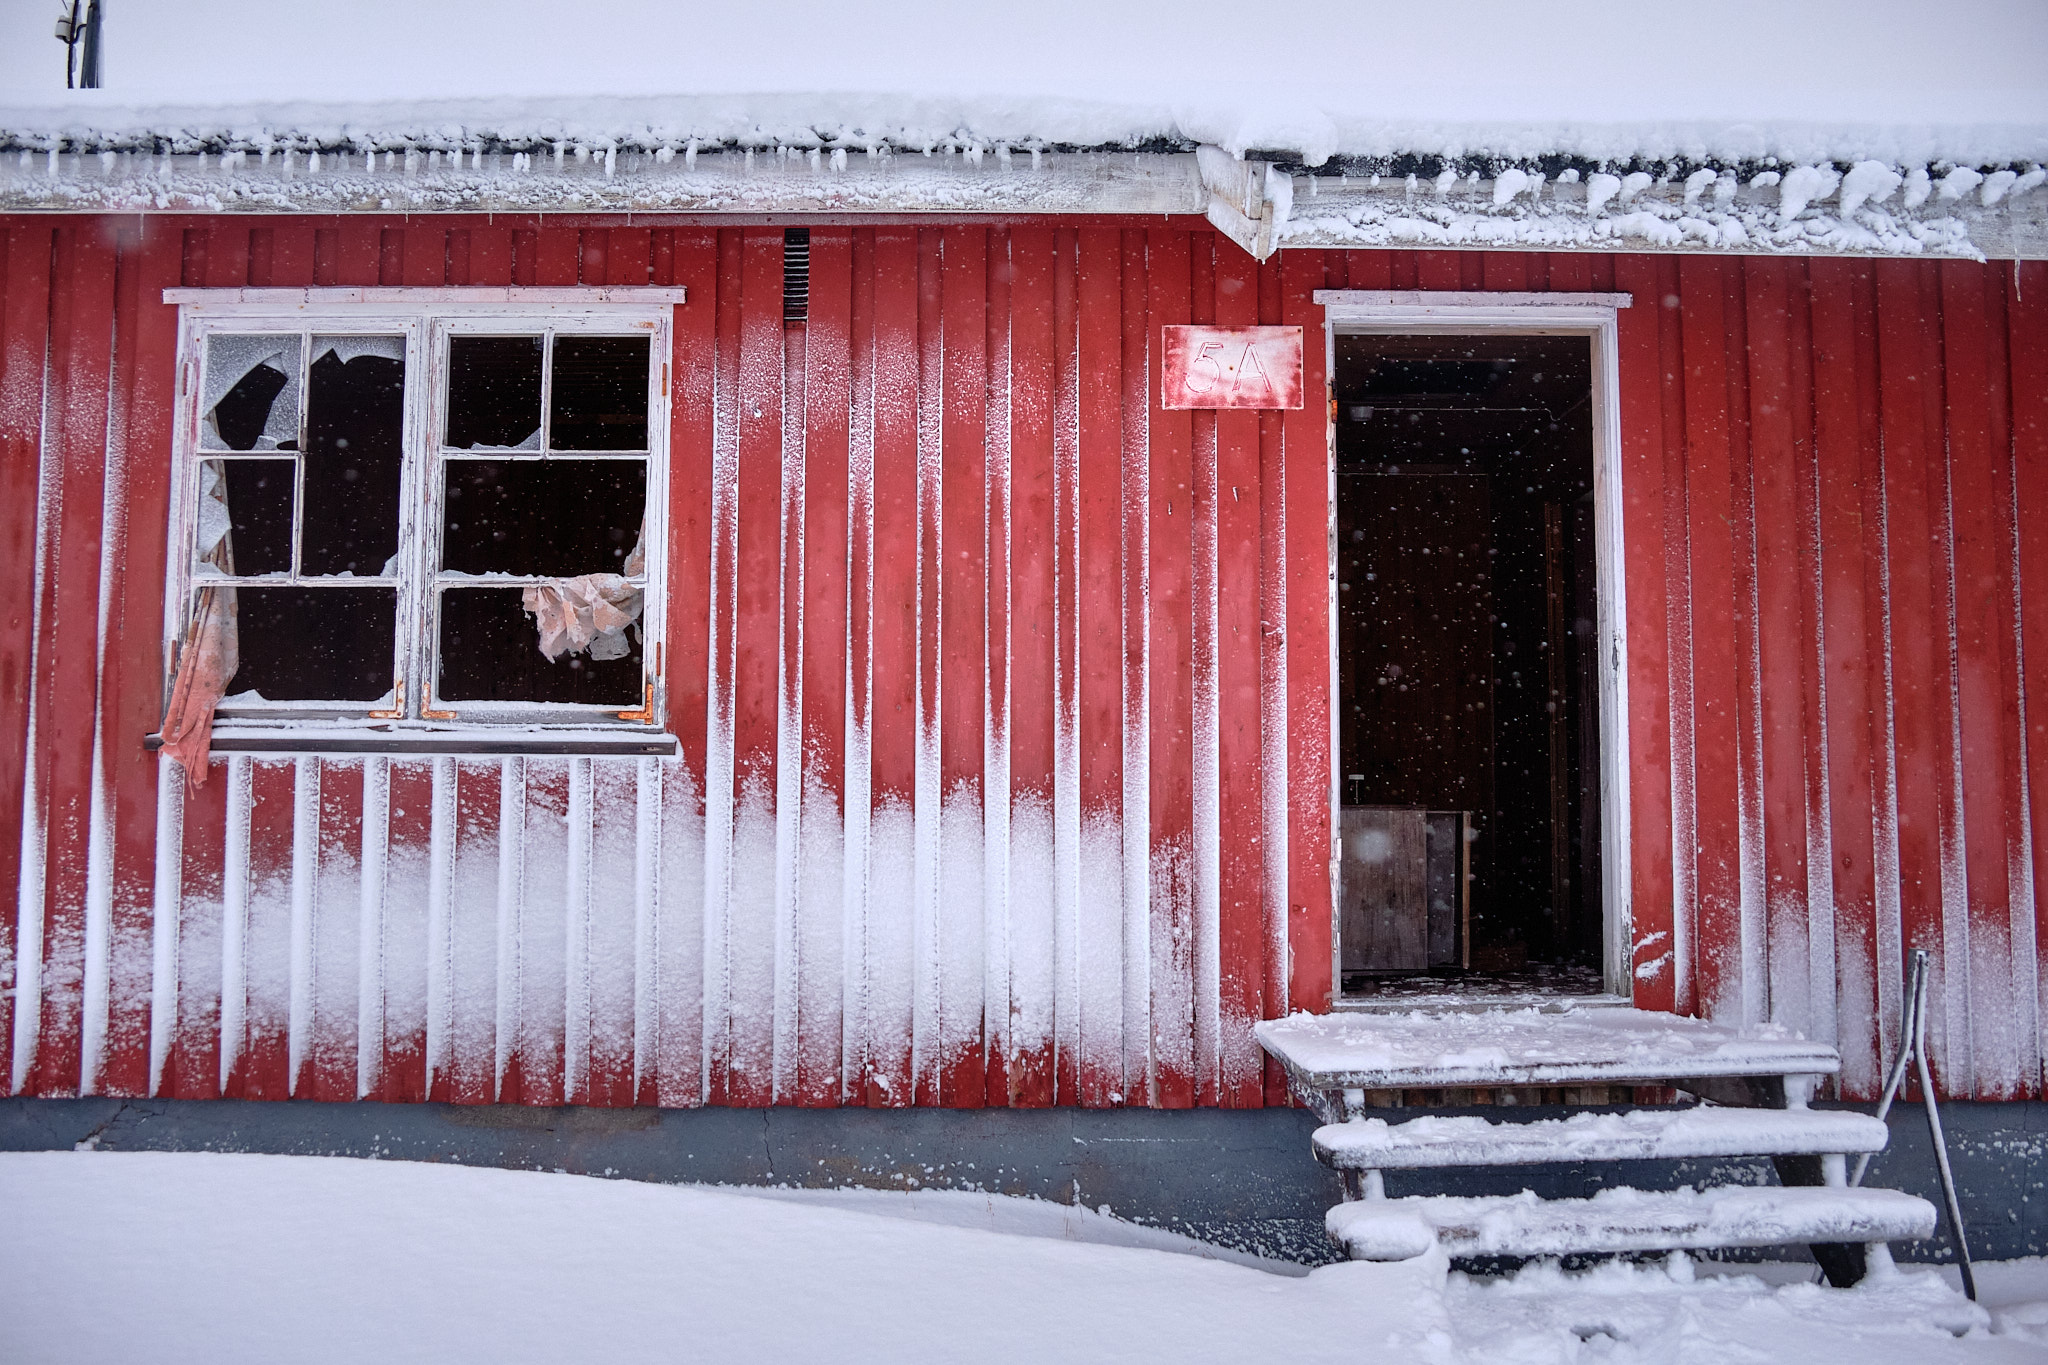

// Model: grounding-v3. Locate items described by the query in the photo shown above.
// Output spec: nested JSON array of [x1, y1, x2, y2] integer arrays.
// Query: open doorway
[[1334, 331, 1605, 999]]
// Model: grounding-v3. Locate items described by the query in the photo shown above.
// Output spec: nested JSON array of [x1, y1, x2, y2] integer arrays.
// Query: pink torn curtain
[[161, 463, 240, 788]]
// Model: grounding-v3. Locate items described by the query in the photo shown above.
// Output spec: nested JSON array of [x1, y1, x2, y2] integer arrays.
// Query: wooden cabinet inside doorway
[[1340, 806, 1470, 972]]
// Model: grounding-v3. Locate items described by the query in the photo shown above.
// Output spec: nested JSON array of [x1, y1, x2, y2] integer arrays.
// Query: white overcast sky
[[0, 0, 2042, 129]]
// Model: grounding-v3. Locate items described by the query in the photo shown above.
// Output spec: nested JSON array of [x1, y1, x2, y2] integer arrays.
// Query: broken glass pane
[[221, 586, 396, 703], [196, 458, 295, 576], [301, 336, 406, 577], [445, 335, 542, 451], [436, 587, 642, 705], [440, 458, 646, 577], [201, 334, 303, 451], [550, 335, 650, 450]]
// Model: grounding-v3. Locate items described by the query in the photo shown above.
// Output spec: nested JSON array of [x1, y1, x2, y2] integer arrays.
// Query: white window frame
[[1314, 289, 1635, 1001], [162, 286, 683, 755]]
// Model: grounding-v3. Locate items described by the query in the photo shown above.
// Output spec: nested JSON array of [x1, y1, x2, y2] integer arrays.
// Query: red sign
[[1160, 325, 1304, 410]]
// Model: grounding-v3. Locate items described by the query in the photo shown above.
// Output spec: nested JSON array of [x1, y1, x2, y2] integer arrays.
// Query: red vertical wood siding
[[2, 216, 2043, 1105]]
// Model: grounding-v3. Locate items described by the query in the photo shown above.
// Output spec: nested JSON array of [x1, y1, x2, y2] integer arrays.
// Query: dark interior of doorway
[[1334, 332, 1602, 997]]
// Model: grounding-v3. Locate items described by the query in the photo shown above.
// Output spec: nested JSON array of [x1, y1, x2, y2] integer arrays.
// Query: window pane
[[197, 458, 295, 577], [302, 336, 406, 577], [223, 586, 396, 702], [549, 335, 649, 450], [445, 335, 542, 451], [201, 334, 302, 451], [441, 458, 646, 577], [436, 587, 642, 705]]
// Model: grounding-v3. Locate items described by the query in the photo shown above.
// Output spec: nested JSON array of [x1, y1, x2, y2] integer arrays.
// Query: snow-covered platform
[[1256, 1006, 1839, 1118], [1257, 1005, 1940, 1275], [1313, 1107, 1891, 1170], [1325, 1185, 1937, 1262]]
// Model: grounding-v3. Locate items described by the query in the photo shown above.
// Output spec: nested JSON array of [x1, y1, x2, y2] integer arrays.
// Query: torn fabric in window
[[162, 471, 240, 787], [160, 585, 238, 788], [436, 586, 642, 705], [521, 574, 644, 661]]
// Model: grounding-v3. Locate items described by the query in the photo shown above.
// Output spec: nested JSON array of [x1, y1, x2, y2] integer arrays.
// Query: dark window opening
[[445, 334, 543, 450], [548, 335, 650, 450], [436, 587, 642, 705], [205, 458, 295, 575], [207, 365, 290, 449], [441, 458, 646, 577], [301, 339, 406, 576], [1335, 332, 1602, 998], [222, 587, 397, 703]]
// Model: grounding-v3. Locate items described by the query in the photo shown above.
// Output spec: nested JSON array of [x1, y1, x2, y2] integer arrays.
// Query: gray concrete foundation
[[4, 1097, 2041, 1267]]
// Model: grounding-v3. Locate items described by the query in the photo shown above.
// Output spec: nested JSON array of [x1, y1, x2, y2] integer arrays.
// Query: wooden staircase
[[1256, 1006, 1936, 1276]]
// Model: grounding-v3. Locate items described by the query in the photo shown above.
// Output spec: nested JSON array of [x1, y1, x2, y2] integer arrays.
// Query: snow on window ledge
[[144, 722, 678, 757]]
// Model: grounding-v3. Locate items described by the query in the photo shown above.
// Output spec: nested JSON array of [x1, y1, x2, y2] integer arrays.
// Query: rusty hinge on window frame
[[616, 643, 662, 722], [368, 678, 406, 719]]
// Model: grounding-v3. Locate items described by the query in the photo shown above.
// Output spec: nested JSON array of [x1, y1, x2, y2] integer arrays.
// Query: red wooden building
[[0, 114, 2044, 1127]]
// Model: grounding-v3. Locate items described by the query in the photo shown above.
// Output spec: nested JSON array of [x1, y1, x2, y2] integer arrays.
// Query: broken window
[[433, 331, 652, 708], [164, 314, 667, 780]]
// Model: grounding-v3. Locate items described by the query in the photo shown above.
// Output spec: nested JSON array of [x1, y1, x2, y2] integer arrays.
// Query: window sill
[[145, 723, 678, 758]]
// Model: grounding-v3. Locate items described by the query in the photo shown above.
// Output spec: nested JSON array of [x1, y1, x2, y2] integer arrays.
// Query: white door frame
[[1314, 289, 1635, 998]]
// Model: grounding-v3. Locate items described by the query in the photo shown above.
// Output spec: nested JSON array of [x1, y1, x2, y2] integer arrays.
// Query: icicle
[[686, 137, 699, 169]]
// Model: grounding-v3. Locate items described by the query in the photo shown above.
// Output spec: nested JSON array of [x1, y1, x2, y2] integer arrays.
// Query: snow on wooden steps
[[1326, 1186, 1938, 1262], [1256, 1006, 1839, 1094], [1313, 1107, 1891, 1171]]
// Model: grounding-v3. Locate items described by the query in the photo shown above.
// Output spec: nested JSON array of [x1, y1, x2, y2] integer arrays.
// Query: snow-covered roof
[[0, 1, 2042, 258], [2, 0, 2043, 165], [3, 109, 2041, 264], [2, 91, 2044, 174]]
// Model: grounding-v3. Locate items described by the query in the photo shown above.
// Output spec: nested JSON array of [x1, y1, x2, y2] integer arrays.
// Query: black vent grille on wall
[[783, 229, 810, 321]]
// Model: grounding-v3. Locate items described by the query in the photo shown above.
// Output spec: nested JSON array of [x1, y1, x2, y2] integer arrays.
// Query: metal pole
[[1908, 954, 1976, 1300], [79, 0, 102, 88], [1852, 951, 1976, 1299], [1850, 951, 1922, 1189]]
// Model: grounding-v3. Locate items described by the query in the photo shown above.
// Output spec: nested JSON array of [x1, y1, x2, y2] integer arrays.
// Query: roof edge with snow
[[2, 96, 2044, 261]]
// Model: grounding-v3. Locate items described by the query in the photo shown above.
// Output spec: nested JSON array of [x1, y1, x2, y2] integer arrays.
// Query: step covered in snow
[[1257, 1006, 1840, 1096], [1326, 1185, 1937, 1262], [1313, 1106, 1890, 1171]]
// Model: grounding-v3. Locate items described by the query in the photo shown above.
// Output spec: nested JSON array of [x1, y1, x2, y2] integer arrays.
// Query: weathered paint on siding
[[0, 215, 2041, 1105]]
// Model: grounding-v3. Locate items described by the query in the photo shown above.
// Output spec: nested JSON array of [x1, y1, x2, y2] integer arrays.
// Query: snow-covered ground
[[2, 1151, 2044, 1363]]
